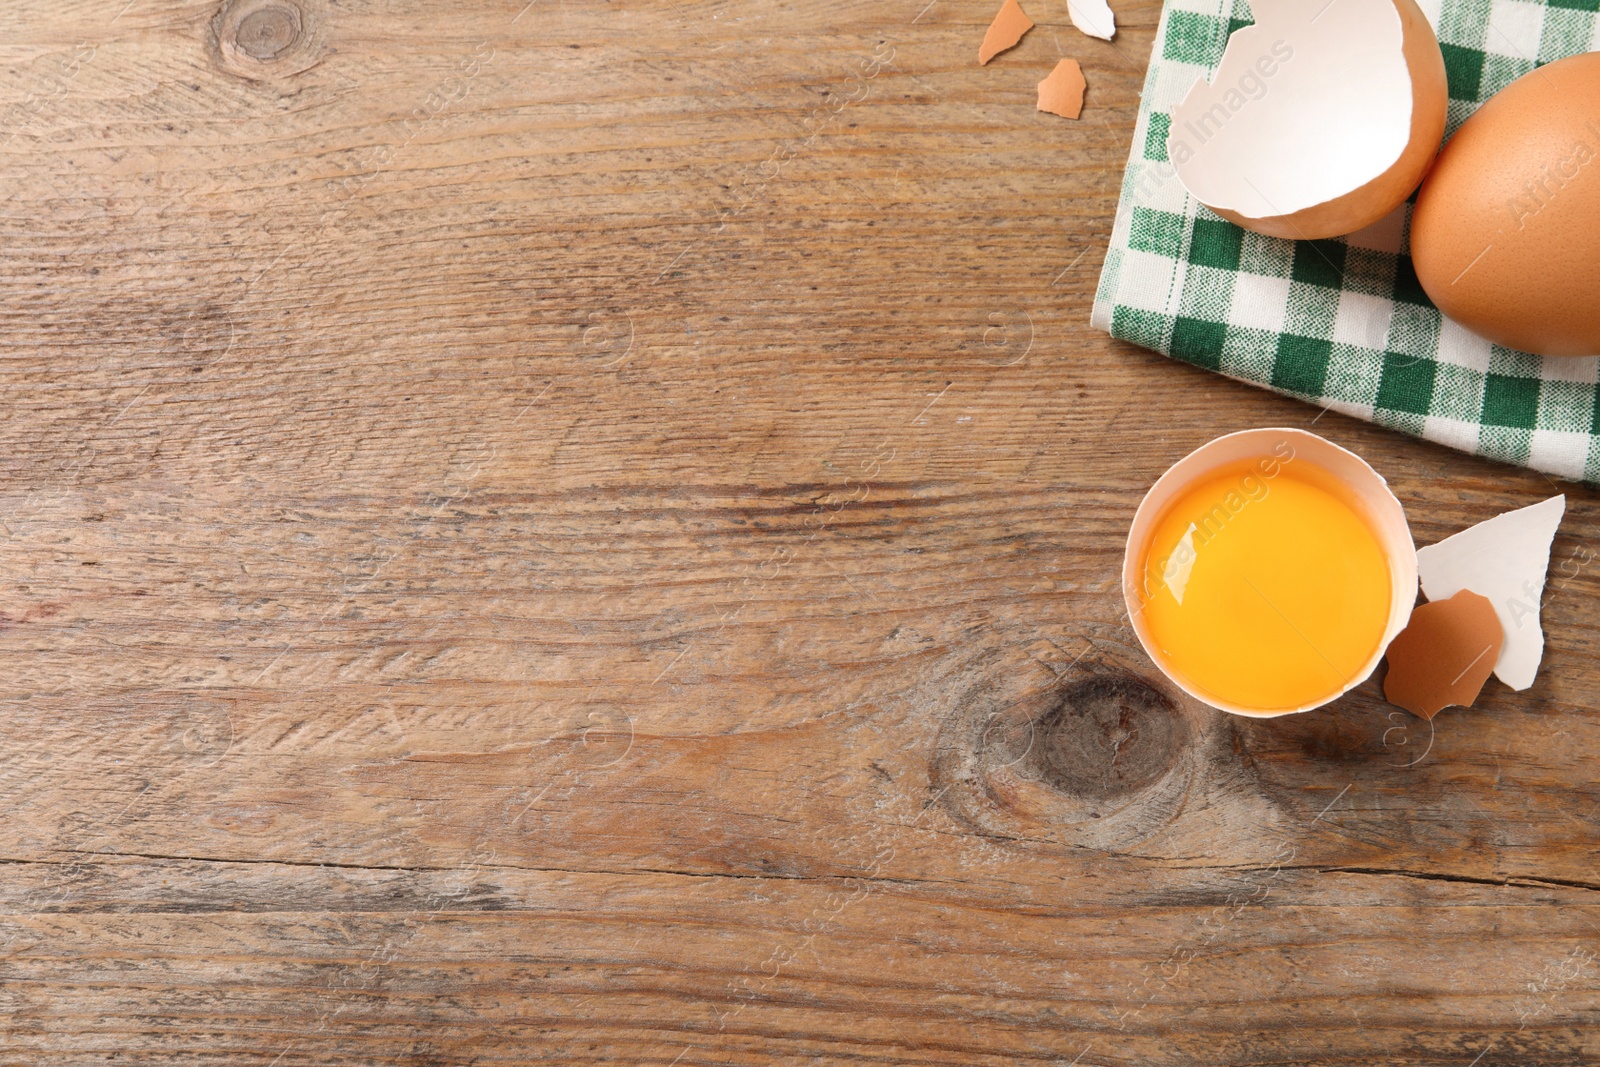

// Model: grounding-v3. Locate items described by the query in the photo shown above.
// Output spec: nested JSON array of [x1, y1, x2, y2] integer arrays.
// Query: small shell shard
[[1067, 0, 1116, 40], [1383, 590, 1504, 720], [1415, 495, 1564, 691], [1037, 58, 1086, 119], [980, 0, 1035, 64]]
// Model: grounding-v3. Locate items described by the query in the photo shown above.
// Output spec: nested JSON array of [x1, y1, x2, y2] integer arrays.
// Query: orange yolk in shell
[[1138, 458, 1391, 712]]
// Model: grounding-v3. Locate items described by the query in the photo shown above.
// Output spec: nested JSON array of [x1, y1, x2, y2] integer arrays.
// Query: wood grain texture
[[0, 0, 1597, 1063]]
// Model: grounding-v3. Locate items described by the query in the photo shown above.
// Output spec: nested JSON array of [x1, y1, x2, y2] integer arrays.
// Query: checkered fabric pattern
[[1091, 0, 1600, 483]]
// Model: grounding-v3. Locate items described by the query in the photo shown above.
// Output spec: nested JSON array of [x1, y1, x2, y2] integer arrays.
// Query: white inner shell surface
[[1068, 0, 1116, 40], [1415, 495, 1565, 693], [1167, 0, 1414, 219]]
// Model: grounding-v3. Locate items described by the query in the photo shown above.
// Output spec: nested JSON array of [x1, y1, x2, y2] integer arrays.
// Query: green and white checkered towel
[[1091, 0, 1600, 482]]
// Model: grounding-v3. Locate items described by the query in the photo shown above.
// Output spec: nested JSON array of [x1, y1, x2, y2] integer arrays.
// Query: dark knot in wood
[[1031, 674, 1187, 801], [235, 4, 302, 60], [213, 0, 323, 79]]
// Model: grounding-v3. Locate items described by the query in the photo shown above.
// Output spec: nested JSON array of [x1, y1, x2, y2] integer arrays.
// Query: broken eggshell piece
[[1038, 58, 1087, 119], [1167, 0, 1447, 239], [1382, 589, 1504, 720], [1067, 0, 1116, 41], [1415, 495, 1565, 691], [979, 0, 1035, 64], [1122, 428, 1417, 718]]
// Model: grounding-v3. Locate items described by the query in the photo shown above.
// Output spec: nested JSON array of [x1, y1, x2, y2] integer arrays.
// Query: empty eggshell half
[[1167, 0, 1447, 240]]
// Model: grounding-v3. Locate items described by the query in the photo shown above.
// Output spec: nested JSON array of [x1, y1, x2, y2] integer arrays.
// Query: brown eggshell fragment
[[1038, 58, 1086, 119], [1409, 51, 1600, 357], [980, 0, 1034, 64], [1383, 590, 1504, 720]]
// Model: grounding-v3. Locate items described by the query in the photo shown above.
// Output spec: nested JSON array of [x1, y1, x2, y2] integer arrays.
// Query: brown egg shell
[[1410, 51, 1600, 357], [1382, 589, 1504, 720], [1207, 0, 1448, 240]]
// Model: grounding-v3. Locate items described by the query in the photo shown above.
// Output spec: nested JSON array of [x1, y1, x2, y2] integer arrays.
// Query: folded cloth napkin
[[1092, 0, 1600, 483]]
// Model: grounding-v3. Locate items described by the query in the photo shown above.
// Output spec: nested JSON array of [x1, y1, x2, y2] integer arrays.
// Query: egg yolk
[[1137, 457, 1391, 712]]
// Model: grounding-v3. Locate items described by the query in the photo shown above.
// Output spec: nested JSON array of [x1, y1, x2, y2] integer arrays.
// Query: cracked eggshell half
[[1167, 0, 1447, 240], [1122, 429, 1418, 718]]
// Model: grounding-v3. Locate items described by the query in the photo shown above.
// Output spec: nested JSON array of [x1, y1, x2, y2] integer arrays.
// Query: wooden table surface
[[2, 0, 1597, 1063]]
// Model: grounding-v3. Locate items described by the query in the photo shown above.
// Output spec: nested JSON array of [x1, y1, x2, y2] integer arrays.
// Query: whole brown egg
[[1410, 51, 1600, 357]]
